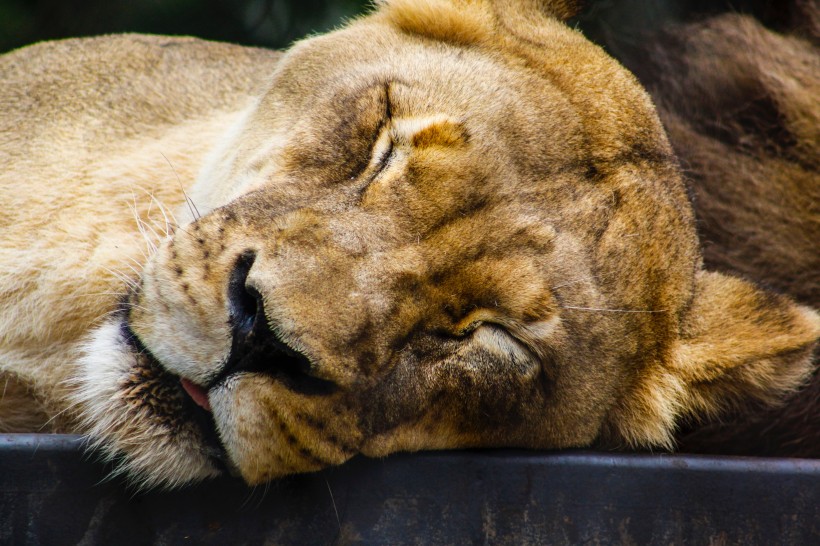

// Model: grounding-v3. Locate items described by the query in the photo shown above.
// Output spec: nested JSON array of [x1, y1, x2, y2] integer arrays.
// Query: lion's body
[[0, 0, 817, 488], [1, 36, 280, 432]]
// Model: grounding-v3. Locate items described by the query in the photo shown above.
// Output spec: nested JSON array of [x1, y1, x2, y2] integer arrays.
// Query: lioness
[[1, 0, 817, 488]]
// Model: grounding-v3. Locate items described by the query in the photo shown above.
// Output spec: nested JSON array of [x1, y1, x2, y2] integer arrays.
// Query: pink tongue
[[181, 378, 212, 412]]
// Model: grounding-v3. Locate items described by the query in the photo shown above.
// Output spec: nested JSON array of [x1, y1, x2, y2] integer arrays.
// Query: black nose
[[227, 250, 262, 338], [221, 251, 336, 395]]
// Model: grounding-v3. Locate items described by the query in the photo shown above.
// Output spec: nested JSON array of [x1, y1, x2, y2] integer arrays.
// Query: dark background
[[0, 0, 370, 53], [0, 0, 804, 55]]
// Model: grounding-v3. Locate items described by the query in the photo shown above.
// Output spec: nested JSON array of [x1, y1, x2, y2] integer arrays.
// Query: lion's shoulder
[[0, 35, 281, 153]]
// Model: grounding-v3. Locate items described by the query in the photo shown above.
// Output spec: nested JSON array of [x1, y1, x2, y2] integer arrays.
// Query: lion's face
[[72, 0, 819, 488]]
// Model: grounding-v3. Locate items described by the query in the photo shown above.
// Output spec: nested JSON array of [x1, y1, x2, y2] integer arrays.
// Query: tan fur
[[0, 0, 817, 488], [1, 36, 280, 438], [0, 373, 53, 432]]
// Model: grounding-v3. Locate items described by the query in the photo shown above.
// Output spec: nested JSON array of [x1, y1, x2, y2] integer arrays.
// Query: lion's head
[[72, 0, 819, 488]]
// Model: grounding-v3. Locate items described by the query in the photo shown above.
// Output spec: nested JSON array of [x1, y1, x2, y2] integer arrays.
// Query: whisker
[[129, 196, 155, 258], [123, 255, 152, 276], [129, 184, 181, 232], [39, 401, 81, 431], [135, 214, 159, 254], [89, 309, 125, 324], [130, 194, 158, 247], [119, 261, 143, 279], [161, 152, 200, 220], [139, 216, 164, 247], [101, 274, 137, 293], [242, 486, 256, 510], [100, 266, 139, 290], [186, 189, 201, 220], [120, 303, 152, 314], [261, 479, 271, 505], [326, 479, 342, 532], [560, 305, 668, 314], [61, 292, 129, 301], [149, 194, 176, 238]]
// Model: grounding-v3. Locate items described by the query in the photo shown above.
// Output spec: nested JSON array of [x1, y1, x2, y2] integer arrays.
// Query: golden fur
[[0, 0, 817, 488]]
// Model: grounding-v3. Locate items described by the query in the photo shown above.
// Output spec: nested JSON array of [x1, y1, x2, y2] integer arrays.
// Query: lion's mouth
[[119, 319, 228, 468], [181, 378, 212, 412]]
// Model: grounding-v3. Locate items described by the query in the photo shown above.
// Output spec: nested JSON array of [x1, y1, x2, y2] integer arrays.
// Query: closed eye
[[371, 129, 395, 175], [369, 82, 395, 177]]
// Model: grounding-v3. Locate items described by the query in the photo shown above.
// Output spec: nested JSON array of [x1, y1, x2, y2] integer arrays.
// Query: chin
[[72, 317, 228, 489]]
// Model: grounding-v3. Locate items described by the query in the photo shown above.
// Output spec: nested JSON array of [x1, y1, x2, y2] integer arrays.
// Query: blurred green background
[[0, 0, 371, 53], [0, 0, 801, 55]]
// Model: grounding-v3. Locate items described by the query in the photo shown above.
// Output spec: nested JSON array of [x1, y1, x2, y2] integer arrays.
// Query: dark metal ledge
[[1, 434, 818, 545]]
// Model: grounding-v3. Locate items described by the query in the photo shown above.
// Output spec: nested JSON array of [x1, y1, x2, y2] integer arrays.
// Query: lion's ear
[[376, 0, 581, 20], [671, 271, 818, 413], [492, 0, 582, 20], [610, 271, 819, 448], [375, 0, 582, 44]]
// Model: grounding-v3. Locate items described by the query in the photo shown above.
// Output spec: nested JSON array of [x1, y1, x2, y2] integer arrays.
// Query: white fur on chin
[[71, 319, 220, 489]]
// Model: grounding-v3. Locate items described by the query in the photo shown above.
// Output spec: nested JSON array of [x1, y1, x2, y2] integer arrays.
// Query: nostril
[[219, 250, 337, 396], [227, 251, 262, 337]]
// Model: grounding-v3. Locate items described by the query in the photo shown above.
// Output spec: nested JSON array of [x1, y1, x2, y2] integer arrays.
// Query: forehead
[[264, 20, 565, 120], [243, 19, 586, 177]]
